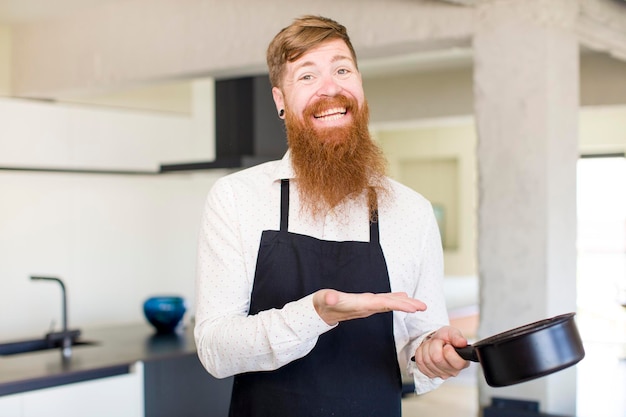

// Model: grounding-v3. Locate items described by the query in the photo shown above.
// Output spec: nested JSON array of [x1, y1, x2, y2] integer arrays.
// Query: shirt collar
[[271, 149, 295, 182]]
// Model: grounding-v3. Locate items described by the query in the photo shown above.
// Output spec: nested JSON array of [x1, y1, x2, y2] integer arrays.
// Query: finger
[[431, 326, 467, 347], [447, 327, 468, 347], [426, 339, 470, 379], [413, 344, 438, 379], [425, 338, 455, 378], [378, 293, 427, 313], [443, 344, 471, 374], [416, 338, 449, 379], [388, 299, 426, 313]]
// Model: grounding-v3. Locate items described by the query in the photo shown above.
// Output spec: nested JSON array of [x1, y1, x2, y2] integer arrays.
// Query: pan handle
[[411, 345, 479, 363], [454, 345, 479, 362]]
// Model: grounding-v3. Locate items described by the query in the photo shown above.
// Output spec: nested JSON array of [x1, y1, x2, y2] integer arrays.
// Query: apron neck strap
[[369, 211, 380, 243], [368, 187, 380, 244], [280, 179, 290, 232]]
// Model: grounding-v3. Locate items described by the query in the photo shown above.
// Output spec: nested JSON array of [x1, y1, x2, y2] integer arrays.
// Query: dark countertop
[[0, 323, 197, 397]]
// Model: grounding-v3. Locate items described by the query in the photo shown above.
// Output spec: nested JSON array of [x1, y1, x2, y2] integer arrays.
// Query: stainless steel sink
[[0, 335, 97, 356], [5, 276, 99, 358]]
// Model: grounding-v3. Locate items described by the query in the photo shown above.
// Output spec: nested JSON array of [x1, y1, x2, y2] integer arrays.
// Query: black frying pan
[[454, 312, 585, 387]]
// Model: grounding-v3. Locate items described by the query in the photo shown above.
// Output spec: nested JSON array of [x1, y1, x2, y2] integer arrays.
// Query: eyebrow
[[293, 54, 355, 71]]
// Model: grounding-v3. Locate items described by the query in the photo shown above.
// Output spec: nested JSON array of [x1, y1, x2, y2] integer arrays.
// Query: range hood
[[160, 75, 287, 172]]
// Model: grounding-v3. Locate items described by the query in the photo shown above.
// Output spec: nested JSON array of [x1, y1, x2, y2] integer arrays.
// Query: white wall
[[0, 82, 222, 340], [580, 105, 626, 154], [0, 170, 220, 338], [60, 81, 193, 115], [364, 67, 474, 123]]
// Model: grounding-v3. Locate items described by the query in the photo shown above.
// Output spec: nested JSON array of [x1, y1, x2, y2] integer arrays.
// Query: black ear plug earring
[[279, 109, 285, 117]]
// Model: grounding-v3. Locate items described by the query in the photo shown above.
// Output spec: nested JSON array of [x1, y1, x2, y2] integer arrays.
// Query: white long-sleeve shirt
[[194, 151, 449, 394]]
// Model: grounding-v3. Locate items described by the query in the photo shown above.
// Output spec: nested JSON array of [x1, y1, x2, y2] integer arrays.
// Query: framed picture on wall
[[433, 204, 446, 248]]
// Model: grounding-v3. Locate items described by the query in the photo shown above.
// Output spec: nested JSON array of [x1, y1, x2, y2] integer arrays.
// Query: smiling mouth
[[314, 107, 347, 121]]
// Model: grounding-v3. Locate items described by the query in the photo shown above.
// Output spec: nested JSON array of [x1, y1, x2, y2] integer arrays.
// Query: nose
[[316, 75, 342, 97]]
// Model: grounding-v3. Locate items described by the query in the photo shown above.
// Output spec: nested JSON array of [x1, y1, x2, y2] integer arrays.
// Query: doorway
[[576, 155, 626, 417]]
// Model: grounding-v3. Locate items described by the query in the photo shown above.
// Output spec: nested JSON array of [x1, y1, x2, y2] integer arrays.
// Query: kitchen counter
[[0, 323, 197, 397]]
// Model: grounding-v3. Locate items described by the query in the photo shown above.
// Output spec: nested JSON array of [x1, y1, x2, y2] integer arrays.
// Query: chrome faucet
[[31, 276, 80, 359]]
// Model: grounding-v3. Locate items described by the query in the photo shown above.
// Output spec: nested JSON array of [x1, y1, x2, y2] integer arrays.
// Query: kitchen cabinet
[[144, 354, 233, 417], [0, 356, 233, 417], [0, 363, 143, 417], [0, 395, 20, 415], [0, 324, 232, 417]]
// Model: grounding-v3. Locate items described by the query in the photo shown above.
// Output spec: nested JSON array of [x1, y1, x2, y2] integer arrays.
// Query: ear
[[272, 87, 284, 115]]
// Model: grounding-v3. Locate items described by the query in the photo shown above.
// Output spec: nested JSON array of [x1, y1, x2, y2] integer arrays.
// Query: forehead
[[288, 39, 356, 69]]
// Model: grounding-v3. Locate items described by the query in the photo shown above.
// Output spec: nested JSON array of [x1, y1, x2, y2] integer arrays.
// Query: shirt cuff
[[283, 293, 337, 341], [412, 372, 445, 395], [406, 331, 445, 395]]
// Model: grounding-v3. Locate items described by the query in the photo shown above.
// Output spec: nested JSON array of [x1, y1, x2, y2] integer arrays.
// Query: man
[[195, 15, 469, 417]]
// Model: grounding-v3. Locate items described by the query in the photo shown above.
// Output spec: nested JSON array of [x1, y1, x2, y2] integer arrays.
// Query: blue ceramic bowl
[[143, 296, 187, 333]]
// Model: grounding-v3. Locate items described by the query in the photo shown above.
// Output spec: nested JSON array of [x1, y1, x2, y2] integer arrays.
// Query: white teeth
[[314, 107, 347, 119], [317, 113, 344, 121]]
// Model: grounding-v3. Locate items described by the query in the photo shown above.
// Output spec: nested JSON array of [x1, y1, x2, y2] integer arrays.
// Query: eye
[[336, 67, 352, 79], [298, 73, 315, 83]]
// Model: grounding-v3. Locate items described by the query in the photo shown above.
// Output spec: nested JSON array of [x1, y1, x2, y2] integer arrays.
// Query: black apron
[[229, 180, 401, 417]]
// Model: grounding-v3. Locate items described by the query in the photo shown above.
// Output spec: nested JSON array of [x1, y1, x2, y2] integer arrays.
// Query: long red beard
[[285, 95, 388, 219]]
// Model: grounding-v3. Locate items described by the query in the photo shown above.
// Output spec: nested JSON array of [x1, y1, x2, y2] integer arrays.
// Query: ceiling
[[0, 0, 474, 73], [0, 0, 129, 24], [0, 0, 473, 106]]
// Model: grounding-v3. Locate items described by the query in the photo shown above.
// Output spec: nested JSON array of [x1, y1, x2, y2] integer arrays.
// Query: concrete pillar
[[0, 25, 11, 96], [473, 0, 580, 415]]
